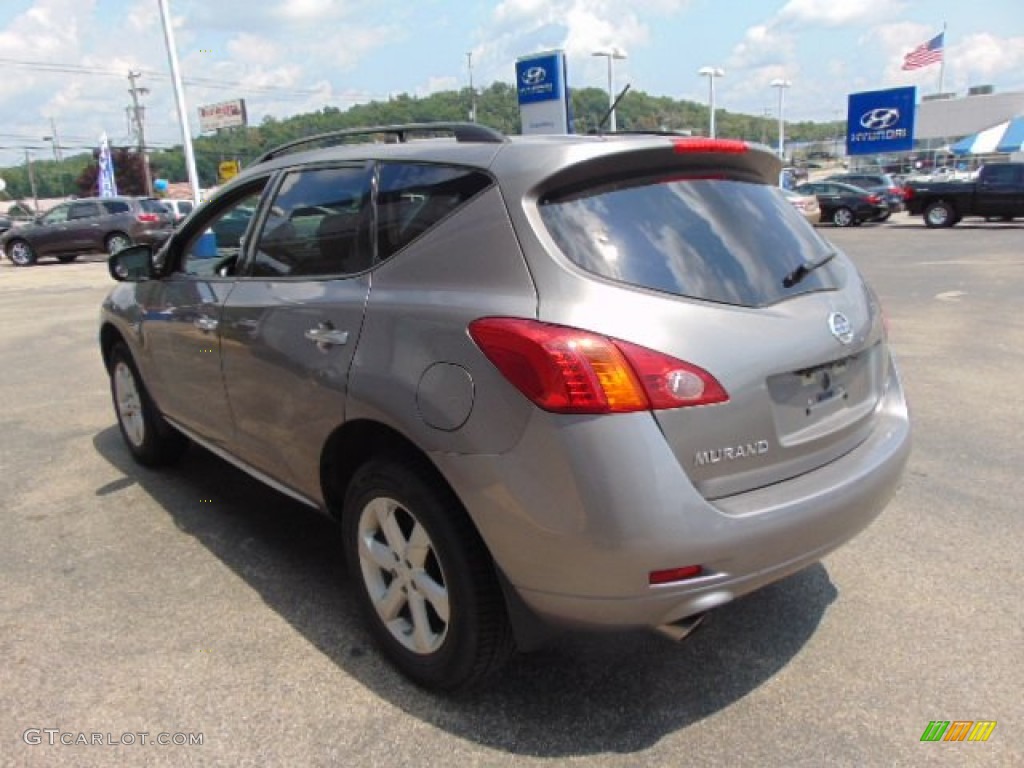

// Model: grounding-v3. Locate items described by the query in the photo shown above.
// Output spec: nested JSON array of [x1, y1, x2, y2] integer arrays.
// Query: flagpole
[[937, 22, 947, 95]]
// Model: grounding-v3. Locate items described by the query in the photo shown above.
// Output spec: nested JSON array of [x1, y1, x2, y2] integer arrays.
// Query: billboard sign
[[516, 51, 572, 135], [846, 87, 916, 156], [198, 99, 248, 133]]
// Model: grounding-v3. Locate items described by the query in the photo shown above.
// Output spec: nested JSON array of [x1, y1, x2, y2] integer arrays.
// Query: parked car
[[161, 198, 196, 223], [793, 180, 889, 227], [1, 196, 173, 266], [904, 163, 1024, 227], [99, 123, 910, 691], [825, 172, 908, 219], [781, 187, 821, 226]]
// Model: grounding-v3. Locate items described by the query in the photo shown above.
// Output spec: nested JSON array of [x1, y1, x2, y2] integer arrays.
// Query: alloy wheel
[[356, 496, 450, 655], [113, 361, 146, 448]]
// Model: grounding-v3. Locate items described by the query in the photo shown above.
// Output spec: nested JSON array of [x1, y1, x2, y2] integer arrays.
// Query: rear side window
[[68, 202, 102, 220], [982, 165, 1021, 184], [140, 199, 169, 214], [101, 200, 131, 214], [251, 165, 373, 278], [539, 176, 841, 308], [376, 163, 492, 261]]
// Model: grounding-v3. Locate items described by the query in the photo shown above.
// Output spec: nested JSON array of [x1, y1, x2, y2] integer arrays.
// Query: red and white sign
[[198, 99, 248, 132]]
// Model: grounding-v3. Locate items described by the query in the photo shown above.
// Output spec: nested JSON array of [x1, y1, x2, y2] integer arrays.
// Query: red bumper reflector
[[649, 565, 704, 585]]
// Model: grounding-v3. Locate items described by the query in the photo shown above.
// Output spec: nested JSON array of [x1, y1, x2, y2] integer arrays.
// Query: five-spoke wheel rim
[[834, 208, 854, 227], [357, 497, 450, 655], [108, 235, 131, 255], [9, 242, 32, 265], [113, 361, 146, 447]]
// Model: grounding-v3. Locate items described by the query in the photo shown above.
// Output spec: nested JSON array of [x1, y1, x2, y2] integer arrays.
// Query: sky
[[1, 0, 1023, 169]]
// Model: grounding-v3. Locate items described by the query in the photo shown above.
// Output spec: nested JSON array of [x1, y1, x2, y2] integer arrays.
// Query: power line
[[0, 56, 331, 98]]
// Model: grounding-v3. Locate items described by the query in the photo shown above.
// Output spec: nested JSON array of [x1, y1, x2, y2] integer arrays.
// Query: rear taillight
[[866, 194, 882, 205], [468, 318, 728, 414], [672, 138, 748, 154], [136, 213, 160, 223], [901, 186, 914, 200]]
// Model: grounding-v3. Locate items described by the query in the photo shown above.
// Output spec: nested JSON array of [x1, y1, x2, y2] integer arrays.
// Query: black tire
[[342, 459, 514, 691], [832, 207, 855, 227], [109, 343, 188, 467], [7, 239, 36, 266], [57, 254, 79, 264], [106, 232, 132, 255], [924, 201, 956, 228]]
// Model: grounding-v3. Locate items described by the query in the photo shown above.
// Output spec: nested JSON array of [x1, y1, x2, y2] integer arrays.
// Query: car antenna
[[593, 84, 631, 135]]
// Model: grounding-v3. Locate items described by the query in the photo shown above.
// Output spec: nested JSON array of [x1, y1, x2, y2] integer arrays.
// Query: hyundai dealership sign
[[846, 87, 916, 155], [516, 51, 572, 135]]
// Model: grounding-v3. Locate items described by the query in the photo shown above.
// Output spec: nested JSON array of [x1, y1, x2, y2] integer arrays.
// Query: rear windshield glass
[[538, 176, 842, 307]]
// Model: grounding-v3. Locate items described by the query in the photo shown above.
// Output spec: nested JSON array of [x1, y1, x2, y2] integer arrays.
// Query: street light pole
[[770, 78, 792, 159], [466, 51, 477, 123], [592, 47, 627, 132], [698, 67, 725, 138], [158, 0, 202, 206]]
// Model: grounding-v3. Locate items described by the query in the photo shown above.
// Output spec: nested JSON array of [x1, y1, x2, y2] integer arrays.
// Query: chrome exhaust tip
[[654, 612, 708, 642]]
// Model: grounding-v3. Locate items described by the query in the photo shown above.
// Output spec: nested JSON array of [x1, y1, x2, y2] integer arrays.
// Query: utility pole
[[466, 52, 477, 123], [43, 117, 65, 197], [127, 70, 154, 196], [24, 150, 39, 213]]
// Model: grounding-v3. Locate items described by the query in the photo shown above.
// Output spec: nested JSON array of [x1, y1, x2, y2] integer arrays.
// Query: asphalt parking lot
[[1, 214, 1022, 767]]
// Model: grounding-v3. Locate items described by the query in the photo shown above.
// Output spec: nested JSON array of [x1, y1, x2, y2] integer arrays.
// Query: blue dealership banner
[[846, 87, 916, 156], [516, 50, 572, 134]]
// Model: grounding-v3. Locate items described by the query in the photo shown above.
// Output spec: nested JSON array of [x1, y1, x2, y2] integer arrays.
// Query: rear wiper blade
[[782, 250, 837, 288]]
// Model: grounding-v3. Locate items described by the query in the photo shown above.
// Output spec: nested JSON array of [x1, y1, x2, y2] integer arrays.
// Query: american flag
[[902, 32, 944, 70]]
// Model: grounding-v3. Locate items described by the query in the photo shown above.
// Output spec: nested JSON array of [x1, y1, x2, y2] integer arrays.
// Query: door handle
[[194, 316, 219, 333], [304, 325, 349, 350]]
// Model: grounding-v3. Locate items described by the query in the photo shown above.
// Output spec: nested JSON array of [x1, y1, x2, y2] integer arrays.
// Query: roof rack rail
[[255, 122, 507, 164], [587, 129, 698, 137]]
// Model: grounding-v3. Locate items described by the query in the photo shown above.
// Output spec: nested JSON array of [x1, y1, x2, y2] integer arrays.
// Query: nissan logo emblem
[[522, 66, 547, 86], [828, 312, 854, 345], [859, 108, 900, 131]]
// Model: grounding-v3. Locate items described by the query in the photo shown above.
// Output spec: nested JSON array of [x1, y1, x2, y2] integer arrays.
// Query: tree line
[[1, 83, 844, 202]]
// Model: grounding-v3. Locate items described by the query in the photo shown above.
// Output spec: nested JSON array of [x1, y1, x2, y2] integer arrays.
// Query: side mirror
[[108, 244, 154, 282]]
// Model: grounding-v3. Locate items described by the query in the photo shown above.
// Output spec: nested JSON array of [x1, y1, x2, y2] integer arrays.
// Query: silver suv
[[99, 124, 911, 690]]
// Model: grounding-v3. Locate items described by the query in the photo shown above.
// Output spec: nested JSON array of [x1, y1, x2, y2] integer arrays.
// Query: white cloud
[[952, 33, 1024, 80], [779, 0, 906, 27]]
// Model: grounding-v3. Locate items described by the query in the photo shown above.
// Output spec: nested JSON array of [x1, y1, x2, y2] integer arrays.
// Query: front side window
[[41, 205, 70, 225], [249, 166, 373, 278], [376, 163, 493, 260], [180, 189, 265, 277], [539, 175, 841, 308]]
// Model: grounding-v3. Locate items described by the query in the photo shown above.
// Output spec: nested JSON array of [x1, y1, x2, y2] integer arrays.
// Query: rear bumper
[[434, 364, 910, 631]]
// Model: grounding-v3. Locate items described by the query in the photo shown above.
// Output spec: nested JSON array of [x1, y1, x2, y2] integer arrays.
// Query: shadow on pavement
[[93, 425, 837, 757]]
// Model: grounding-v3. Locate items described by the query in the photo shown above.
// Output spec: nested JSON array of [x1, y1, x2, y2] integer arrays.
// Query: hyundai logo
[[859, 108, 900, 131], [522, 66, 547, 86], [828, 312, 854, 345]]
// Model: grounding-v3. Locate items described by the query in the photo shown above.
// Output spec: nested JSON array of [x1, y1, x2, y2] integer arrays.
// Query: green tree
[[74, 147, 154, 197]]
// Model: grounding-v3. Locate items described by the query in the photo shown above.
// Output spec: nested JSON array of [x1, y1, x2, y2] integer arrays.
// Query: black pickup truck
[[905, 163, 1024, 227]]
